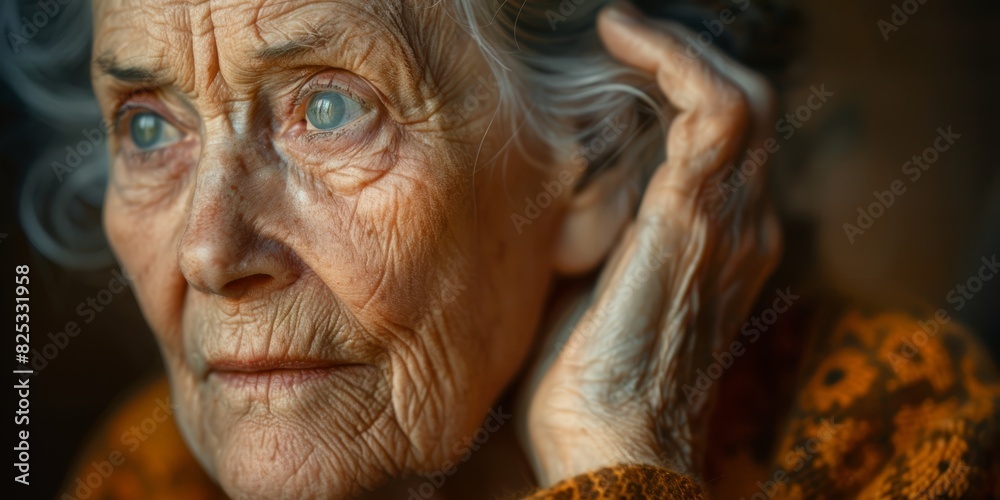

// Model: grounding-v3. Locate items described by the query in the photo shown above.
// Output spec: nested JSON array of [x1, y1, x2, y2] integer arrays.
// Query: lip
[[208, 358, 343, 372], [206, 359, 361, 392]]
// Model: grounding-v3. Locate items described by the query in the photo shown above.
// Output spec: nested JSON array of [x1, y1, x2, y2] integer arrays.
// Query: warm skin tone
[[92, 0, 777, 498], [520, 7, 780, 483]]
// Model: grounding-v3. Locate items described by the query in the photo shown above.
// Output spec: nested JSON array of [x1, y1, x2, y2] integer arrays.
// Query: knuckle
[[698, 86, 750, 141]]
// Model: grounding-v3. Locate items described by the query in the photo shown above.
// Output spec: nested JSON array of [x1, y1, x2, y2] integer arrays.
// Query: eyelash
[[105, 93, 187, 171], [110, 89, 155, 135], [108, 73, 374, 160], [112, 105, 178, 166], [291, 75, 373, 137], [292, 76, 367, 109]]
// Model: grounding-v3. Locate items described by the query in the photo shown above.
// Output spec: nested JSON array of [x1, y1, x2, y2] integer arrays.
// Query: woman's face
[[92, 0, 565, 496]]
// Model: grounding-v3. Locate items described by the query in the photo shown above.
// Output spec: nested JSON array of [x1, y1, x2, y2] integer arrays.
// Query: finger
[[572, 4, 780, 362], [597, 5, 750, 208], [597, 4, 776, 205], [597, 4, 747, 116], [648, 22, 776, 204], [652, 21, 776, 132], [598, 4, 775, 137]]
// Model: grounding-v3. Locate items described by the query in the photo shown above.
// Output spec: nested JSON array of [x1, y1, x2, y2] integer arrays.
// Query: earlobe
[[553, 163, 641, 275]]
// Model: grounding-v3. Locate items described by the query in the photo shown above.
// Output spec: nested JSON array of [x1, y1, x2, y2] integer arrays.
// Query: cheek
[[455, 142, 567, 386], [103, 189, 186, 343], [103, 181, 139, 262]]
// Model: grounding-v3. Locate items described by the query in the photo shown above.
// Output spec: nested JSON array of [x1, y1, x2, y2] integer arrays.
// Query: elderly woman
[[63, 0, 999, 498]]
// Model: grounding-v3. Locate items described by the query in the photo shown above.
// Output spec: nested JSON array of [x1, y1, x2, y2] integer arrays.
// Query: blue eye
[[129, 112, 181, 150], [305, 91, 366, 131]]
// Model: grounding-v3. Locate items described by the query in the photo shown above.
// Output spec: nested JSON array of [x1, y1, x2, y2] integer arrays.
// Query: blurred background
[[2, 0, 998, 498]]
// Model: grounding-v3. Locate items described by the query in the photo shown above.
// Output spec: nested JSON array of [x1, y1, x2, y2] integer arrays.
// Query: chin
[[171, 362, 416, 499], [214, 427, 357, 499]]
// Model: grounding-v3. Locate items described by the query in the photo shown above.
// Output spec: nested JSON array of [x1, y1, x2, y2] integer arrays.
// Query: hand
[[516, 3, 782, 487]]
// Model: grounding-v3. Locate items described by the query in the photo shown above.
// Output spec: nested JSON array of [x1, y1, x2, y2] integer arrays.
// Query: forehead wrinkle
[[394, 2, 489, 117], [92, 0, 482, 126], [251, 1, 392, 61], [246, 0, 445, 119], [193, 2, 229, 103], [254, 18, 337, 61], [192, 1, 262, 135], [95, 3, 203, 104], [252, 0, 379, 41]]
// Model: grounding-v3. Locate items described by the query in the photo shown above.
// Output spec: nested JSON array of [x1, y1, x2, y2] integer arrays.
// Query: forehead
[[92, 0, 426, 43], [91, 0, 448, 94]]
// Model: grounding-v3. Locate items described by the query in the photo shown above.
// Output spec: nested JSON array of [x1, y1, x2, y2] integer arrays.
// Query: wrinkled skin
[[93, 0, 558, 497], [92, 0, 779, 497], [519, 7, 781, 485]]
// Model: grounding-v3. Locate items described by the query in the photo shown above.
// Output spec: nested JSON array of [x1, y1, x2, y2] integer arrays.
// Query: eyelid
[[284, 73, 375, 140], [113, 104, 174, 137], [112, 103, 149, 135], [109, 87, 153, 130], [291, 69, 379, 110], [112, 106, 187, 162], [115, 106, 182, 140], [294, 80, 370, 114], [110, 89, 196, 136]]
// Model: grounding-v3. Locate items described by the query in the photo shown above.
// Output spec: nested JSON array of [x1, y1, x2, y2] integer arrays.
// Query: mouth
[[206, 359, 363, 392]]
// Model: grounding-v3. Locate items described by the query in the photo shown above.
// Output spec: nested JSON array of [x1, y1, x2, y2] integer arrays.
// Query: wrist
[[526, 411, 665, 487]]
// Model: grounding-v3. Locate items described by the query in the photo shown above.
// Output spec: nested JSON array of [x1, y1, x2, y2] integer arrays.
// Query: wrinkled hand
[[517, 3, 782, 487]]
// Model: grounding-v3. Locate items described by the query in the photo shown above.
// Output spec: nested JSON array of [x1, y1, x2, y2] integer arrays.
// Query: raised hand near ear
[[517, 2, 782, 487]]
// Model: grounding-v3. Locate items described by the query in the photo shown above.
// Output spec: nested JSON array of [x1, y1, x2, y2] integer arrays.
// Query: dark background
[[3, 0, 999, 499]]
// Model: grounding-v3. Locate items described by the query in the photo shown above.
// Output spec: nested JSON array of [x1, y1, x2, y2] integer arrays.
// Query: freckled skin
[[92, 0, 563, 497]]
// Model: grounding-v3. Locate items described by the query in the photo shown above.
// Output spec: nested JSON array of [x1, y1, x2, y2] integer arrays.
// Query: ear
[[553, 158, 642, 275]]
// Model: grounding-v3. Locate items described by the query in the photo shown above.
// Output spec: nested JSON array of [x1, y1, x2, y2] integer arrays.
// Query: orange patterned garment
[[526, 308, 1000, 499], [64, 306, 1000, 499]]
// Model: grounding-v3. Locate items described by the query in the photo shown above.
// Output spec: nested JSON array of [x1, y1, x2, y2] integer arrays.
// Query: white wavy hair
[[4, 0, 776, 268], [449, 0, 666, 191]]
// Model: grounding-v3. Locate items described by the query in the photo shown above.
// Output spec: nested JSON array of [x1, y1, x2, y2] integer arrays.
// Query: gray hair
[[449, 0, 666, 184], [3, 0, 793, 269]]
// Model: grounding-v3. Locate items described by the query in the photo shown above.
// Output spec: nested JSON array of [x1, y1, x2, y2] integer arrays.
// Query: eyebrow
[[94, 30, 337, 84], [93, 9, 411, 87], [94, 53, 163, 83], [94, 26, 340, 83], [253, 24, 336, 62], [92, 32, 329, 84]]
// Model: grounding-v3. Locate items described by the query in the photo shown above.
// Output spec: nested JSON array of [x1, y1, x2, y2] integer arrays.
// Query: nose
[[178, 152, 299, 299]]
